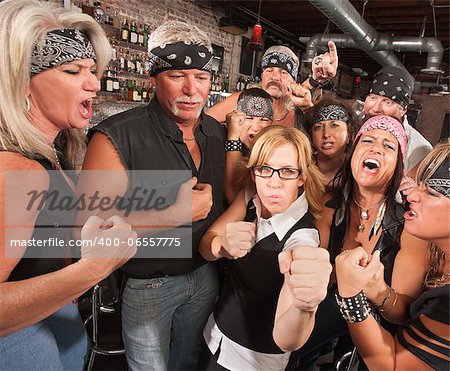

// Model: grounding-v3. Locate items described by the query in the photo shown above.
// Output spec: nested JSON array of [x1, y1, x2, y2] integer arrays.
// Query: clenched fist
[[220, 221, 256, 259]]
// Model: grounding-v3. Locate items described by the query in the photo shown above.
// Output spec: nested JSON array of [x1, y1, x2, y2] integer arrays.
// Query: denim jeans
[[0, 302, 89, 371], [121, 262, 218, 371]]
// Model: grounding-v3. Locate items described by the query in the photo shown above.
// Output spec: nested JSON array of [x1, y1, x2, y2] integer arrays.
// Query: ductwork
[[307, 0, 444, 75]]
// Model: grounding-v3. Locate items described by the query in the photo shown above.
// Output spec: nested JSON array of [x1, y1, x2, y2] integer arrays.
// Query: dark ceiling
[[210, 0, 449, 83]]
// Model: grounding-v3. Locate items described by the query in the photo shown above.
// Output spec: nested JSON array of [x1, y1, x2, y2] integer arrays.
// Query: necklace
[[183, 137, 195, 142], [273, 109, 289, 122], [352, 196, 385, 232], [52, 145, 61, 170]]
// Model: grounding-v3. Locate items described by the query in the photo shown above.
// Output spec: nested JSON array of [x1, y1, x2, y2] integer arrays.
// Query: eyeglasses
[[253, 165, 302, 180]]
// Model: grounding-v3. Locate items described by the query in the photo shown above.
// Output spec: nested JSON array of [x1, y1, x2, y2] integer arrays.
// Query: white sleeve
[[282, 228, 320, 251]]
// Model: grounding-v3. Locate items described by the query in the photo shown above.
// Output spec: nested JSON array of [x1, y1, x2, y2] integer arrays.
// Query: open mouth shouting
[[362, 158, 381, 173], [80, 98, 94, 119]]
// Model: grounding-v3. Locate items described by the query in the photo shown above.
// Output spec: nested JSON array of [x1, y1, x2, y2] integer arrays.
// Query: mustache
[[174, 95, 204, 104], [265, 81, 283, 90]]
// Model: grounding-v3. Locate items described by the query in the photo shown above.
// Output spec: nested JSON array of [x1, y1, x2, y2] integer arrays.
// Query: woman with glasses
[[198, 126, 332, 370]]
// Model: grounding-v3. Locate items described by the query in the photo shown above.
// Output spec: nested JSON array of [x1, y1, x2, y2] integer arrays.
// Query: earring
[[25, 96, 31, 111]]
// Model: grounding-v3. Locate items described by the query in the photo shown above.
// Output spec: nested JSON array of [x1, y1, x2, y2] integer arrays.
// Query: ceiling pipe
[[308, 0, 406, 69], [304, 33, 444, 74], [307, 0, 445, 77]]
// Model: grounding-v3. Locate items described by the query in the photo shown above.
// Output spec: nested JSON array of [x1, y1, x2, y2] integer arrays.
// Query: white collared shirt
[[203, 192, 320, 371]]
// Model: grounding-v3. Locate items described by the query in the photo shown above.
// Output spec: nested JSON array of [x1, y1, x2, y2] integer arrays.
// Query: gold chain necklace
[[352, 196, 385, 232]]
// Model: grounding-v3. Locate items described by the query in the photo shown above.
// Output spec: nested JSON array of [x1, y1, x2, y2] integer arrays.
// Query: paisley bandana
[[149, 42, 213, 76], [426, 157, 450, 199], [237, 94, 273, 119], [261, 51, 298, 81], [314, 104, 349, 123], [31, 29, 96, 76], [354, 115, 407, 157], [369, 66, 414, 108]]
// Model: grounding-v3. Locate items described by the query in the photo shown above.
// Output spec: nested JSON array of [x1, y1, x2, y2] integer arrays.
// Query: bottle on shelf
[[81, 0, 94, 16], [222, 74, 230, 93], [126, 79, 134, 101], [129, 21, 138, 44], [138, 24, 144, 46], [119, 47, 126, 71], [93, 1, 106, 24], [121, 18, 130, 42], [135, 53, 142, 75], [142, 24, 149, 48]]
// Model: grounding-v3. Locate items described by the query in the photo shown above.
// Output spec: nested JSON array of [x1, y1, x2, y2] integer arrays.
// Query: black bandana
[[314, 104, 349, 123], [369, 66, 414, 107], [31, 29, 96, 76], [149, 42, 213, 76], [261, 51, 298, 81], [426, 157, 450, 199], [237, 95, 273, 120]]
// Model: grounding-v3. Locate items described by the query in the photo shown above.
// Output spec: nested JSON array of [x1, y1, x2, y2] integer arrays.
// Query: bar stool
[[84, 275, 125, 370]]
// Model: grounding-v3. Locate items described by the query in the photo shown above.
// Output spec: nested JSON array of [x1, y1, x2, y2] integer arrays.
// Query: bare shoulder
[[0, 152, 46, 171], [83, 131, 125, 170]]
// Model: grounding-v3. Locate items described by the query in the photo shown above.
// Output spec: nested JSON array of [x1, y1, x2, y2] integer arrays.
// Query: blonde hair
[[415, 139, 450, 289], [247, 126, 324, 219], [148, 20, 212, 53], [0, 0, 111, 169]]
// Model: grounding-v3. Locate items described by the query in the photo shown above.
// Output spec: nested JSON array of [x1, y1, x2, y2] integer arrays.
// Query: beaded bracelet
[[224, 139, 243, 152], [335, 290, 372, 323]]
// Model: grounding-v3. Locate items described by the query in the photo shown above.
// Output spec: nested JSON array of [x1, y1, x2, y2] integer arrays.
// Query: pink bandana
[[354, 115, 407, 156]]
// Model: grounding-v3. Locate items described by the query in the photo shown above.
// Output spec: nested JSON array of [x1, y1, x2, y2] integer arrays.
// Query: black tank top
[[214, 198, 316, 354], [397, 284, 450, 369], [8, 158, 77, 281]]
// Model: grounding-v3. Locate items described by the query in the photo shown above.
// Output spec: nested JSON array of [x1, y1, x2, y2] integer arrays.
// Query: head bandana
[[369, 66, 414, 108], [237, 93, 273, 120], [148, 42, 213, 76], [426, 157, 450, 199], [314, 104, 349, 123], [354, 115, 407, 157], [261, 50, 298, 81], [31, 28, 96, 76]]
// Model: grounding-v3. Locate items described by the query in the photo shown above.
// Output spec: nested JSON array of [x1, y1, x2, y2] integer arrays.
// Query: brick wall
[[56, 0, 243, 88]]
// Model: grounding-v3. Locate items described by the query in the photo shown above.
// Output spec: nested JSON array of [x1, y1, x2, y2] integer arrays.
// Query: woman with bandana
[[334, 140, 449, 369], [0, 1, 136, 369], [199, 126, 331, 371], [303, 98, 359, 191], [285, 116, 429, 370], [224, 88, 274, 202]]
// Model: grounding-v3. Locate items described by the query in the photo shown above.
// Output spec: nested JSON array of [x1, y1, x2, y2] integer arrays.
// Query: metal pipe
[[307, 0, 444, 73]]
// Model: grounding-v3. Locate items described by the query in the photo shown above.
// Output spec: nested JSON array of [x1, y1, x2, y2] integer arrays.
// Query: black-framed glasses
[[253, 165, 302, 180]]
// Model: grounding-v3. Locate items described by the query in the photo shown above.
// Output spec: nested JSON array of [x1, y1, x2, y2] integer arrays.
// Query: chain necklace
[[52, 145, 61, 170], [183, 137, 195, 142], [273, 109, 289, 122], [352, 196, 385, 232]]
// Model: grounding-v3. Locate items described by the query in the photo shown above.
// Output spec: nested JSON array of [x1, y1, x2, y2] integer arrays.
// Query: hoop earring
[[25, 96, 31, 111]]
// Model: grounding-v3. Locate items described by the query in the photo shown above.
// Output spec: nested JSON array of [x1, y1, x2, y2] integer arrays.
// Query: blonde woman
[[199, 126, 331, 370], [0, 1, 136, 369]]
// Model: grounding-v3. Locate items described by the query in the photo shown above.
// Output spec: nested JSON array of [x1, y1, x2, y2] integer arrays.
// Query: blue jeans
[[0, 302, 89, 371], [121, 263, 218, 371]]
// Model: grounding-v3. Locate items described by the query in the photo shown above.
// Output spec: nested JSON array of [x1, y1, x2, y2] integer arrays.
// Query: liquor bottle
[[127, 79, 133, 101], [223, 75, 230, 93], [142, 83, 148, 102], [132, 80, 139, 102], [138, 24, 144, 46], [105, 6, 113, 25], [119, 47, 125, 71], [93, 1, 106, 24], [112, 68, 120, 93], [142, 24, 149, 48], [143, 54, 150, 75], [135, 53, 142, 75], [128, 52, 136, 74], [121, 18, 129, 43], [103, 68, 114, 92], [129, 21, 138, 44]]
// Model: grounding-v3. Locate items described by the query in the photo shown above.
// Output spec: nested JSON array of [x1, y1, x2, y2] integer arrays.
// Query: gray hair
[[0, 0, 111, 169], [148, 20, 212, 53]]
